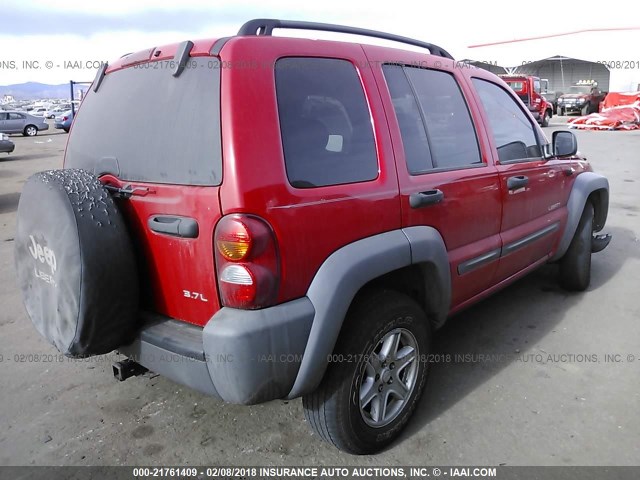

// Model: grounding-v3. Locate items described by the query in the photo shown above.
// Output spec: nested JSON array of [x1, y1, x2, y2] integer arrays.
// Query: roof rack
[[237, 19, 454, 60]]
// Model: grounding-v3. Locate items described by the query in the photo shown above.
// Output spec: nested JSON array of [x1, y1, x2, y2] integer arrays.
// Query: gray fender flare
[[286, 226, 450, 399], [551, 171, 609, 262]]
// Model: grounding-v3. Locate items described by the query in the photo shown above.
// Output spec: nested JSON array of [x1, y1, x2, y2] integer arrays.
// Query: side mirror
[[552, 131, 578, 156]]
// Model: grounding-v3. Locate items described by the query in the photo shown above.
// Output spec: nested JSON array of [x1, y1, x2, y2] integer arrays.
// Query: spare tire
[[14, 169, 139, 357]]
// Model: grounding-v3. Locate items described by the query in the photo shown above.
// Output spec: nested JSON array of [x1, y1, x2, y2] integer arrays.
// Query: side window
[[406, 68, 482, 169], [533, 79, 541, 94], [0, 113, 7, 120], [275, 57, 378, 188], [9, 113, 23, 120], [383, 65, 482, 173], [472, 78, 541, 163], [382, 65, 432, 173]]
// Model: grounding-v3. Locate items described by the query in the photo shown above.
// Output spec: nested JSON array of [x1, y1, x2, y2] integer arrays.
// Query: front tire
[[581, 103, 591, 116], [23, 125, 38, 137], [560, 202, 594, 291], [303, 289, 430, 454], [541, 110, 551, 127]]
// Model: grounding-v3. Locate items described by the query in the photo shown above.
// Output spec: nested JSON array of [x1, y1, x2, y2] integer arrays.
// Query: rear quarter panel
[[217, 37, 401, 304]]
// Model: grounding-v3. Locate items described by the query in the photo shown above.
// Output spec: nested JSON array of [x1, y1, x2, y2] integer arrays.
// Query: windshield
[[506, 81, 525, 92], [65, 56, 222, 186], [568, 86, 591, 94]]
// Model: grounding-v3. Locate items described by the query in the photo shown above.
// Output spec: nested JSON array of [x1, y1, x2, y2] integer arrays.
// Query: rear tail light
[[214, 214, 280, 309]]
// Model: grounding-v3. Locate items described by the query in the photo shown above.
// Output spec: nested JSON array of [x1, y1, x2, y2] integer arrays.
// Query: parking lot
[[0, 119, 638, 466]]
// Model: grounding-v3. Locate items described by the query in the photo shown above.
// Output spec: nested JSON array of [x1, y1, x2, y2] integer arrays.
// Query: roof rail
[[237, 19, 454, 60]]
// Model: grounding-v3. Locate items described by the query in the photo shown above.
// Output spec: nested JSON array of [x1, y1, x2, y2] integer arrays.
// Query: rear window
[[275, 57, 378, 188], [65, 57, 222, 186]]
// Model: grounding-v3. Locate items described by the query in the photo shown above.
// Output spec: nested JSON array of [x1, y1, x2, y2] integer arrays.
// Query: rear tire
[[24, 125, 38, 137], [560, 202, 594, 291], [303, 289, 430, 454]]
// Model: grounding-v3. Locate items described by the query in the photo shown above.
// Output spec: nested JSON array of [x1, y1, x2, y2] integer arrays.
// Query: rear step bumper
[[118, 297, 315, 404]]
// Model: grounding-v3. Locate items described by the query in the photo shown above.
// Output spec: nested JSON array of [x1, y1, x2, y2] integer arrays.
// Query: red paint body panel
[[363, 45, 504, 309], [107, 38, 222, 73], [99, 175, 222, 326], [461, 69, 577, 283], [217, 37, 401, 303]]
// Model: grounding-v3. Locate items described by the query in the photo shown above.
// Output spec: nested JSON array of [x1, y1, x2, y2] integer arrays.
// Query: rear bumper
[[119, 297, 315, 404]]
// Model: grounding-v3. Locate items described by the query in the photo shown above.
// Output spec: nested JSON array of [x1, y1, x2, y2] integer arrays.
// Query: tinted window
[[65, 57, 222, 186], [9, 113, 24, 120], [406, 68, 481, 169], [276, 58, 377, 188], [472, 79, 541, 163], [0, 113, 7, 120], [383, 65, 481, 173], [382, 65, 432, 173]]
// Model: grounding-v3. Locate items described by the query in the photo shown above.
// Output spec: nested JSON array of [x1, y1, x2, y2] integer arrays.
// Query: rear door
[[64, 55, 223, 326], [470, 77, 567, 282], [366, 48, 503, 308]]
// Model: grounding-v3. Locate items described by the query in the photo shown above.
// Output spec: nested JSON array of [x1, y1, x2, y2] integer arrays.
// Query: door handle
[[507, 175, 529, 190], [148, 215, 199, 238], [409, 189, 444, 208]]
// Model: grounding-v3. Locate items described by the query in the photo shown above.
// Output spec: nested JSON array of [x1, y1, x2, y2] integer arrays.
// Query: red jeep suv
[[15, 19, 611, 454]]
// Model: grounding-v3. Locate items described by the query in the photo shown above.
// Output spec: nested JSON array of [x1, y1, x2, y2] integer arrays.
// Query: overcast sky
[[2, 0, 639, 90]]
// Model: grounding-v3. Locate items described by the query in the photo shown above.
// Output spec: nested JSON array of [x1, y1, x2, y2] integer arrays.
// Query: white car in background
[[30, 107, 48, 117], [44, 107, 67, 119]]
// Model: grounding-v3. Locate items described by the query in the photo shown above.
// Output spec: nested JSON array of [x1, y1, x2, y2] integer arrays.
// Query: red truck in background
[[502, 75, 554, 126]]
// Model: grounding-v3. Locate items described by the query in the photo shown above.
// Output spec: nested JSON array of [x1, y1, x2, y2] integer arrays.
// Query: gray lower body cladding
[[551, 171, 609, 262], [120, 228, 450, 404], [120, 298, 315, 404]]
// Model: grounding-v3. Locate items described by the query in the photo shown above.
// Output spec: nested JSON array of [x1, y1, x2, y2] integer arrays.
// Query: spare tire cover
[[14, 169, 139, 357]]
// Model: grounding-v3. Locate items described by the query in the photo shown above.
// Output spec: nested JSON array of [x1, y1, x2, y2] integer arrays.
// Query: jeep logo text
[[28, 235, 57, 274]]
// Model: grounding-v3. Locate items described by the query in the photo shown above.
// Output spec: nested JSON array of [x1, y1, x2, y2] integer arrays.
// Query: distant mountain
[[0, 82, 87, 100]]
